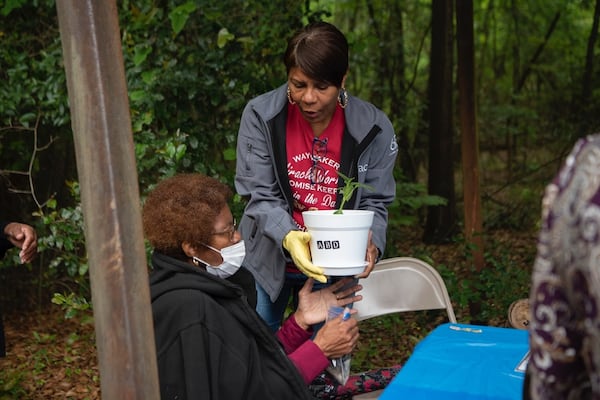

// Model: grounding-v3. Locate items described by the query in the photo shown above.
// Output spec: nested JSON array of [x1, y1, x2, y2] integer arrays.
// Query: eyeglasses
[[310, 138, 328, 185], [211, 218, 237, 241]]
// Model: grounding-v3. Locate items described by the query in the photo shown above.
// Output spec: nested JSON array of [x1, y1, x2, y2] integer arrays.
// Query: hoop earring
[[287, 87, 296, 105], [338, 87, 348, 108]]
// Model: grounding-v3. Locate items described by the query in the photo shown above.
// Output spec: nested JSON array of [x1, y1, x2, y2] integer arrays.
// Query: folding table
[[379, 323, 529, 400]]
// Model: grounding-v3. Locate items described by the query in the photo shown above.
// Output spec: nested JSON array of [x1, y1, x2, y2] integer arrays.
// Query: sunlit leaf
[[168, 2, 197, 35], [217, 27, 235, 48]]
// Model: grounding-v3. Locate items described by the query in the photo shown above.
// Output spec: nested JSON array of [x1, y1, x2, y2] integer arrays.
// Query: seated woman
[[143, 173, 399, 400]]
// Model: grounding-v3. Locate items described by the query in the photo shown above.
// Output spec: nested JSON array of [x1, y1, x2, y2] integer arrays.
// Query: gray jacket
[[235, 84, 398, 301]]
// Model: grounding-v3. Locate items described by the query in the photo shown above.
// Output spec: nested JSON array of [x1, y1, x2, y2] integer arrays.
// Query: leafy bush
[[436, 234, 533, 324], [385, 179, 447, 257], [1, 0, 305, 316]]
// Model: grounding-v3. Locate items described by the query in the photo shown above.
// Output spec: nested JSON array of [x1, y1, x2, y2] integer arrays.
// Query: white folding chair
[[352, 257, 456, 400], [355, 256, 456, 322]]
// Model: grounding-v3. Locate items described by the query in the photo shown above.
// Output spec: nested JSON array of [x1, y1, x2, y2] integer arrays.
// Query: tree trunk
[[456, 0, 484, 271], [581, 0, 600, 118], [582, 0, 600, 102], [423, 0, 456, 243], [363, 2, 414, 180]]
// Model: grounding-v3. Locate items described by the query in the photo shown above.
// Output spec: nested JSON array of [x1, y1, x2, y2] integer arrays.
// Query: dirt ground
[[1, 309, 99, 399]]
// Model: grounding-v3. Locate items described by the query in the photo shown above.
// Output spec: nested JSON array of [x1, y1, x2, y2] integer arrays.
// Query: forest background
[[1, 0, 600, 398]]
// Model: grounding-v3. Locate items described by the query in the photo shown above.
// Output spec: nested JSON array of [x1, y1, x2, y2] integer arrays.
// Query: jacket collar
[[149, 251, 244, 302]]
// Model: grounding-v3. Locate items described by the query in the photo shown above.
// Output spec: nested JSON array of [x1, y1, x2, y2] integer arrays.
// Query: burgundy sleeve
[[276, 314, 329, 384], [276, 314, 312, 353]]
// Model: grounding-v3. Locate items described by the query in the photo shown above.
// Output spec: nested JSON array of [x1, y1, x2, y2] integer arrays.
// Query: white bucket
[[302, 209, 374, 276]]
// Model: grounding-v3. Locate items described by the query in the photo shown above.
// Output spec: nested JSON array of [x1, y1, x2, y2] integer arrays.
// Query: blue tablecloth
[[380, 323, 529, 400]]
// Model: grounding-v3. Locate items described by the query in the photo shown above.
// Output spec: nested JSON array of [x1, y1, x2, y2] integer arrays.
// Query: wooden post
[[55, 1, 159, 398]]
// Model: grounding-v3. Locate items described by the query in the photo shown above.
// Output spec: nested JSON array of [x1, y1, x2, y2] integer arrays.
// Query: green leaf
[[141, 70, 157, 85], [0, 0, 26, 16], [133, 46, 152, 66], [168, 2, 197, 35], [130, 90, 146, 102], [223, 147, 236, 161], [174, 144, 187, 161], [217, 28, 235, 48]]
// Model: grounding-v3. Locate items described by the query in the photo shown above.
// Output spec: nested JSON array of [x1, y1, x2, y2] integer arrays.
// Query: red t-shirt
[[286, 103, 345, 230]]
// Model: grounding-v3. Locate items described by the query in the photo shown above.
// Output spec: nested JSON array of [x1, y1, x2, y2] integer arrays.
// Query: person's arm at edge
[[2, 222, 37, 263]]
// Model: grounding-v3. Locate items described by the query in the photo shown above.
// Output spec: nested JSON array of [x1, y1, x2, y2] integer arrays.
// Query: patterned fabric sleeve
[[527, 135, 600, 399]]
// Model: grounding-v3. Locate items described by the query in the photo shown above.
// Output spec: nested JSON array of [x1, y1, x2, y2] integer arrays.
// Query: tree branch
[[0, 114, 56, 211]]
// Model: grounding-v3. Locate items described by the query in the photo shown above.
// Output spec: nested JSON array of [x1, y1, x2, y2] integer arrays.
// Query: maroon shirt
[[285, 102, 344, 228]]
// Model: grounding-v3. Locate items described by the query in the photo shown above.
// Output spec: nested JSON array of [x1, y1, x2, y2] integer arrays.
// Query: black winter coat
[[149, 252, 314, 400]]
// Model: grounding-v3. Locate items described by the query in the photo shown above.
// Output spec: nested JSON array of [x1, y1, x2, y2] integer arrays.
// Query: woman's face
[[288, 67, 346, 135], [196, 206, 240, 265]]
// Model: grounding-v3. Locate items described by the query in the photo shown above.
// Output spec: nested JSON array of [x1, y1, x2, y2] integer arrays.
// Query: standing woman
[[235, 21, 398, 331]]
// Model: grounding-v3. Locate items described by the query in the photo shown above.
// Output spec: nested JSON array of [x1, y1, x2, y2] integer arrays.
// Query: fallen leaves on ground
[[0, 308, 99, 400]]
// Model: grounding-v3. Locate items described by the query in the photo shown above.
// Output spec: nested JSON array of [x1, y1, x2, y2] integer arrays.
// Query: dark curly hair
[[142, 173, 232, 258]]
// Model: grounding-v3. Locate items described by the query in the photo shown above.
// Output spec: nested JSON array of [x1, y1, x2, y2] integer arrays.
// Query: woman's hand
[[293, 278, 362, 329], [312, 313, 359, 359], [4, 222, 38, 264], [356, 231, 377, 279]]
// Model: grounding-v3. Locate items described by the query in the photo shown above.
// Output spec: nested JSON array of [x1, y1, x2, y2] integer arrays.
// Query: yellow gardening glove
[[283, 231, 327, 283]]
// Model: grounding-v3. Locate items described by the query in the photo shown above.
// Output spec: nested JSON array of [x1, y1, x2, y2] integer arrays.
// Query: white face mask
[[193, 240, 245, 279]]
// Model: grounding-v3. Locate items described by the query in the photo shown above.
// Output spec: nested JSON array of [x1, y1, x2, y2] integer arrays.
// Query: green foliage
[[393, 181, 447, 226], [0, 370, 26, 400], [484, 183, 546, 230], [168, 2, 197, 34], [473, 257, 530, 322], [0, 2, 67, 128], [2, 0, 305, 320], [352, 310, 443, 371], [0, 1, 308, 326], [435, 235, 532, 324], [384, 178, 447, 257], [0, 1, 70, 181], [1, 0, 26, 16], [51, 292, 92, 321], [34, 182, 89, 300], [120, 0, 305, 189]]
